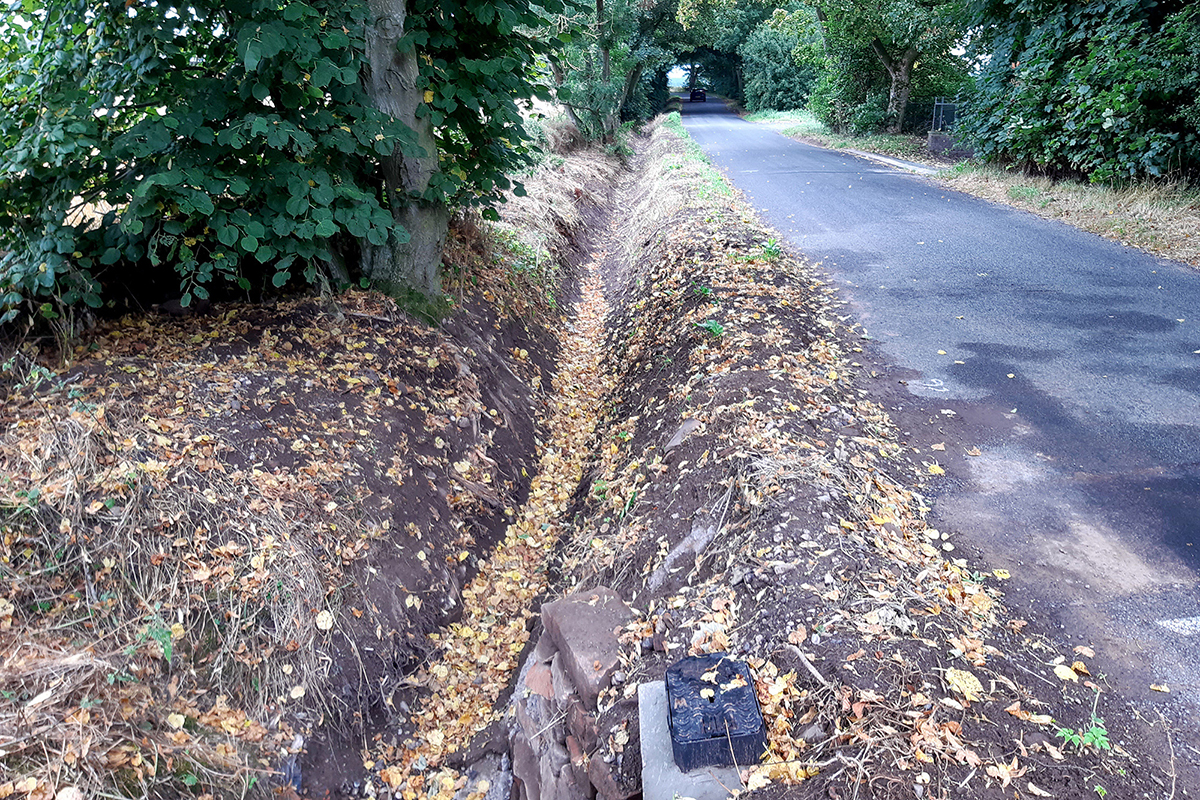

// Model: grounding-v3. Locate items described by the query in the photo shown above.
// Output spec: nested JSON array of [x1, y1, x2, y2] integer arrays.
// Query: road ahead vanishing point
[[681, 99, 1200, 777]]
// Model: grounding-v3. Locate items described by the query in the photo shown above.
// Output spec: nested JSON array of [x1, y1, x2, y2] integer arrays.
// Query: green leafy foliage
[[957, 0, 1200, 182], [739, 9, 818, 112], [805, 0, 966, 134], [551, 0, 679, 141], [410, 0, 564, 202], [0, 0, 562, 325]]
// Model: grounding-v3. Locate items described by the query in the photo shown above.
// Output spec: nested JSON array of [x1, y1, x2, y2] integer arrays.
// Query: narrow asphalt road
[[681, 99, 1200, 780]]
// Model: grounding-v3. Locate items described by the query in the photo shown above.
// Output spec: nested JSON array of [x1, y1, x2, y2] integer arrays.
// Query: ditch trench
[[296, 118, 1182, 800], [297, 155, 637, 798]]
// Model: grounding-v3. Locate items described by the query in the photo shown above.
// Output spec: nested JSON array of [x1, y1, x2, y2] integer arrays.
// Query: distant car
[[690, 89, 706, 102]]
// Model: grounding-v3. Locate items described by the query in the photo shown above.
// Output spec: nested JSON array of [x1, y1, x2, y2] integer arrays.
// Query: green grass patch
[[810, 132, 933, 162], [744, 109, 819, 126], [748, 108, 944, 165], [661, 112, 732, 200]]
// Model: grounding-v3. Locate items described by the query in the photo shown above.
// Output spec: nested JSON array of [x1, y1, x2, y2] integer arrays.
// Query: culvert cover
[[665, 653, 767, 772]]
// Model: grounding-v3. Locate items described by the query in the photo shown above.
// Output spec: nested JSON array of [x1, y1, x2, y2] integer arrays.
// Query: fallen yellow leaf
[[927, 463, 945, 476], [1053, 664, 1079, 682], [946, 668, 983, 702]]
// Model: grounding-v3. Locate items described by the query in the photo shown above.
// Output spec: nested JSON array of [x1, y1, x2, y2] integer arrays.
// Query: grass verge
[[746, 109, 937, 165], [940, 163, 1200, 267], [746, 108, 1200, 267]]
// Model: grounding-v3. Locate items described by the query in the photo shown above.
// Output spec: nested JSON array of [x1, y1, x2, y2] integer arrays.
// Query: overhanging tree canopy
[[0, 0, 562, 324]]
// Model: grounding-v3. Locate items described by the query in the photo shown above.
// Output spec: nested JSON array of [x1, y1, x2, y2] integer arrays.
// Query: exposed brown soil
[[0, 280, 560, 794]]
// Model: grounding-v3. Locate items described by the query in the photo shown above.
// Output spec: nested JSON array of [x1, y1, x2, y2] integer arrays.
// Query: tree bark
[[871, 39, 919, 134], [362, 0, 450, 298], [597, 0, 610, 83], [618, 63, 643, 118], [549, 59, 588, 132]]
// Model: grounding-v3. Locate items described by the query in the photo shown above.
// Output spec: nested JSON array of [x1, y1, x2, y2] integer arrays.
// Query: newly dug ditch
[[0, 116, 1181, 800], [0, 145, 614, 798], [336, 118, 1178, 799]]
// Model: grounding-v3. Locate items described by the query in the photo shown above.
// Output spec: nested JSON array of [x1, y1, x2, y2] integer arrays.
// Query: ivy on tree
[[957, 0, 1199, 182], [0, 0, 563, 325]]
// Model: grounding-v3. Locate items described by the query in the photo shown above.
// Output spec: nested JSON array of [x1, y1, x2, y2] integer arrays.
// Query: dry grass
[[941, 164, 1200, 267], [444, 144, 620, 319], [0, 361, 361, 797], [619, 114, 734, 262]]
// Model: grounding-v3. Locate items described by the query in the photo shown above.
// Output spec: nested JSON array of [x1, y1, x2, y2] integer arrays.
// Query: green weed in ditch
[[1054, 688, 1112, 753], [695, 319, 725, 337]]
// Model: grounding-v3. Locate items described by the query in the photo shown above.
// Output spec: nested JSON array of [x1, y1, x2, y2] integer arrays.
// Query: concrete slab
[[638, 682, 741, 800]]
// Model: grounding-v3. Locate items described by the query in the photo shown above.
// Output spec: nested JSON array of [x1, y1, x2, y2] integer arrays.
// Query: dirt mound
[[0, 283, 555, 793], [539, 115, 1173, 800]]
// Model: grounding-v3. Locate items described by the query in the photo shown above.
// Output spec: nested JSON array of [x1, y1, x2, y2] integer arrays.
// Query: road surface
[[681, 99, 1200, 778]]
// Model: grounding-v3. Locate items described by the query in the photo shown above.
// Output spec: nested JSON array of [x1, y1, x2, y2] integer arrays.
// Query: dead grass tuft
[[942, 165, 1200, 266], [540, 116, 588, 155], [444, 146, 620, 319], [0, 380, 355, 796]]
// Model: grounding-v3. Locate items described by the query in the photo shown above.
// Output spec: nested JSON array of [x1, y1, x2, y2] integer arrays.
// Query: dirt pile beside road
[[539, 114, 1176, 800]]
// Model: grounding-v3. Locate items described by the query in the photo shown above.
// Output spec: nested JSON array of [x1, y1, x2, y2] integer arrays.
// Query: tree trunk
[[550, 59, 588, 132], [597, 0, 610, 84], [614, 63, 643, 126], [871, 40, 918, 135], [362, 0, 450, 298]]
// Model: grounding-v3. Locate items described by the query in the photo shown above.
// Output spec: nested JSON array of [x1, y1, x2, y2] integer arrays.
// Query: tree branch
[[870, 37, 895, 76]]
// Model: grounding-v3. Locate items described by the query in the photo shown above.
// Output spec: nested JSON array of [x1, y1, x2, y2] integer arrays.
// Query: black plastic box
[[665, 652, 768, 772]]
